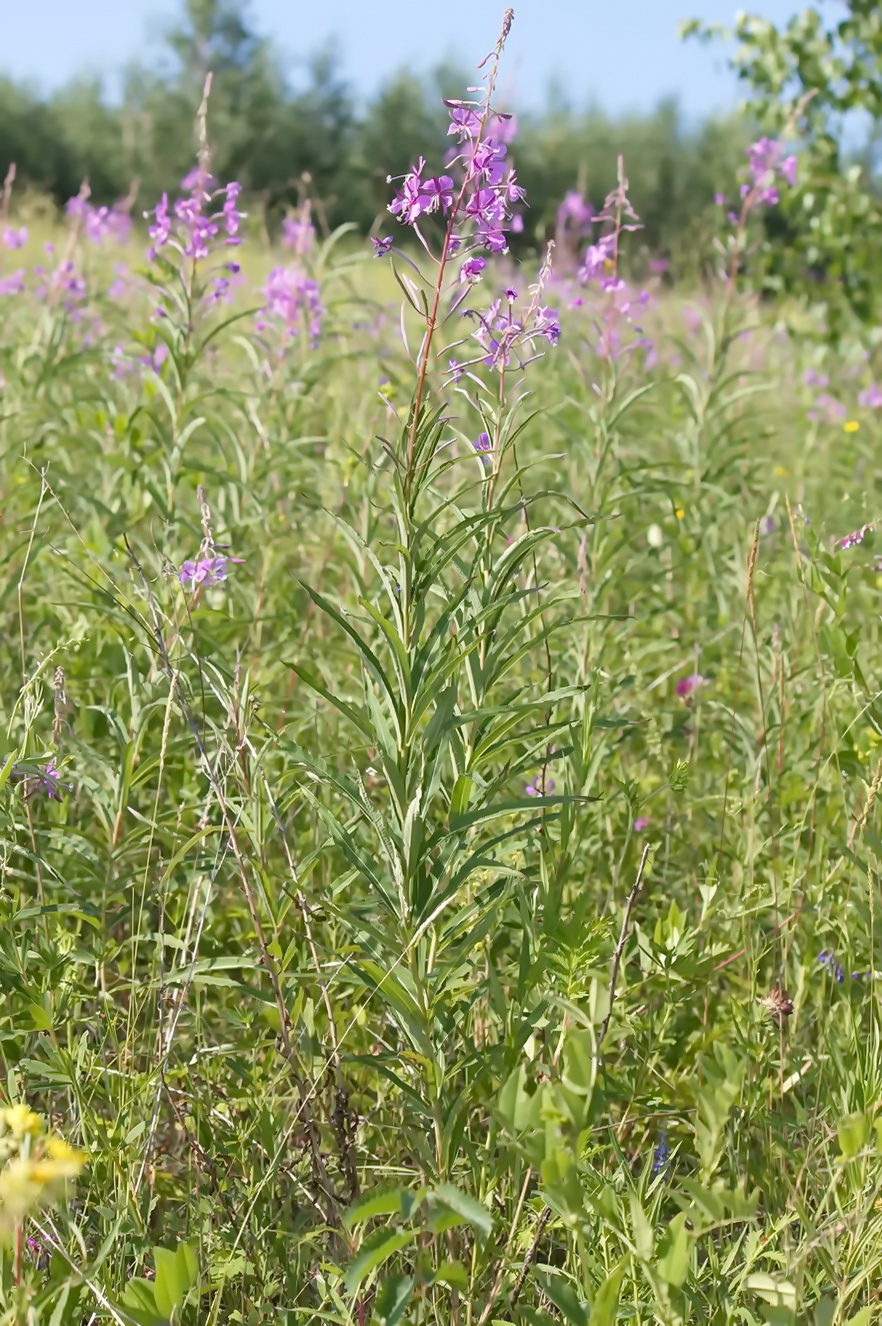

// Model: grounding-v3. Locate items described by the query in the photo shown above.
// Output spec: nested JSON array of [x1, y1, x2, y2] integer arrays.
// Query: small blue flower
[[651, 1130, 670, 1177]]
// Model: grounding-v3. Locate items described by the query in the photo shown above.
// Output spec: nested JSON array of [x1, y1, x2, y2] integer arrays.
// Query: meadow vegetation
[[0, 6, 882, 1326]]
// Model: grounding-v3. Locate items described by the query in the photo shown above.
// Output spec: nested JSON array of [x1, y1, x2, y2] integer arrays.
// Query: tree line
[[0, 0, 748, 261]]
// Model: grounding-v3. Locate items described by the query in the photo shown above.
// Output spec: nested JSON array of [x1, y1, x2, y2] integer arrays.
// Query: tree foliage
[[686, 0, 882, 327], [0, 0, 746, 260]]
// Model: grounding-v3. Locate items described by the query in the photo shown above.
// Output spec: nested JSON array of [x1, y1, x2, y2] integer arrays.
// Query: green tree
[[685, 1, 882, 327]]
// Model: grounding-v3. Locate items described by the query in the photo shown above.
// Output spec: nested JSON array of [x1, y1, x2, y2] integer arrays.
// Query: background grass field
[[1, 155, 882, 1326]]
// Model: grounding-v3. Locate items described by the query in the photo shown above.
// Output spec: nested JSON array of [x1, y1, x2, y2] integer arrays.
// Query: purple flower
[[283, 215, 316, 254], [258, 265, 324, 348], [525, 776, 555, 797], [147, 193, 171, 250], [139, 343, 169, 374], [651, 1131, 670, 1177], [389, 159, 431, 225], [178, 554, 244, 592], [714, 192, 726, 205], [145, 172, 242, 264], [473, 430, 492, 453], [676, 673, 705, 698], [744, 138, 797, 207], [859, 383, 882, 409], [0, 269, 26, 296], [557, 190, 594, 233], [579, 234, 616, 283], [372, 235, 393, 258], [649, 257, 669, 275], [446, 102, 483, 140], [460, 256, 487, 284], [808, 393, 846, 424], [1, 225, 27, 249], [534, 306, 561, 345], [222, 181, 243, 237], [839, 526, 868, 551], [422, 174, 455, 214], [470, 139, 508, 186], [26, 1231, 54, 1270], [803, 368, 829, 388], [12, 759, 65, 801], [634, 816, 650, 833], [491, 112, 518, 144]]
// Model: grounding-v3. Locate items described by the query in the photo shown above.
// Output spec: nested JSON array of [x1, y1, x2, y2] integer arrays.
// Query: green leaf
[[152, 1243, 199, 1318], [344, 1228, 416, 1295], [629, 1193, 654, 1261], [837, 1111, 871, 1161], [119, 1279, 164, 1326], [656, 1213, 692, 1288], [589, 1257, 626, 1326], [746, 1274, 797, 1310], [344, 1187, 418, 1228], [430, 1183, 494, 1238], [434, 1259, 469, 1291], [372, 1273, 414, 1326], [535, 1271, 588, 1326]]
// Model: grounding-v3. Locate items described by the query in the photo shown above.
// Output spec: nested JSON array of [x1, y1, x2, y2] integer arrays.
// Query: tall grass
[[0, 18, 880, 1326]]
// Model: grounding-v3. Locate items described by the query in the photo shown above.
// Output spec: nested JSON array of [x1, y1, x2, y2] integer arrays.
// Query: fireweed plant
[[1, 7, 882, 1326]]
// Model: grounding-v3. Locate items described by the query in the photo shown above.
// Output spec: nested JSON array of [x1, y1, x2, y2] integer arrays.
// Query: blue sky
[[9, 0, 804, 116]]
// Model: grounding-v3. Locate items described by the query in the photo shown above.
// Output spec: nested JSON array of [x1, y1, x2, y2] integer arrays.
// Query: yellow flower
[[3, 1105, 43, 1140], [41, 1135, 87, 1177], [0, 1158, 43, 1225], [0, 1135, 86, 1242], [675, 508, 685, 520], [774, 466, 788, 477], [844, 421, 860, 433]]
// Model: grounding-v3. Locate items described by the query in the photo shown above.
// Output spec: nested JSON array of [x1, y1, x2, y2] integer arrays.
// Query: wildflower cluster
[[282, 204, 316, 256], [839, 524, 871, 552], [742, 138, 797, 208], [817, 950, 845, 982], [573, 161, 651, 361], [66, 195, 131, 245], [0, 1104, 86, 1242], [462, 287, 560, 374], [257, 264, 323, 351], [146, 167, 244, 265], [388, 100, 521, 256]]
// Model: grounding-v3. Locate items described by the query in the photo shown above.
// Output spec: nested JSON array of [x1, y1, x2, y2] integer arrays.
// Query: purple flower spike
[[676, 673, 705, 698], [372, 235, 393, 258], [651, 1130, 670, 1177], [840, 527, 867, 551]]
